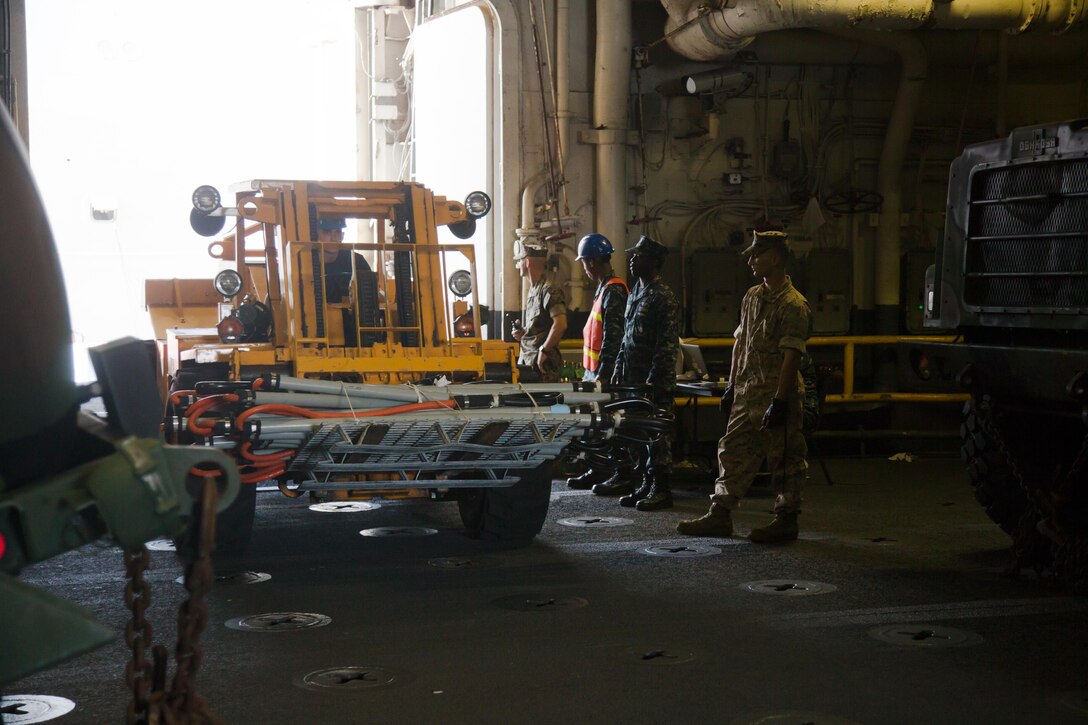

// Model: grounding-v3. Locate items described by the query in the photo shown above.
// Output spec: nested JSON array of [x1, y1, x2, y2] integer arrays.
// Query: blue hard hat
[[576, 233, 614, 260], [317, 217, 346, 231]]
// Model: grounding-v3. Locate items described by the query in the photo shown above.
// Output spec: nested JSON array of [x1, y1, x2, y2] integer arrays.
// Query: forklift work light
[[192, 185, 222, 214], [448, 269, 473, 298], [464, 191, 492, 219], [214, 269, 244, 299]]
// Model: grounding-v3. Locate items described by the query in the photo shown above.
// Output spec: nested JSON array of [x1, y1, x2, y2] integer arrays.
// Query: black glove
[[761, 398, 788, 430], [719, 384, 735, 416]]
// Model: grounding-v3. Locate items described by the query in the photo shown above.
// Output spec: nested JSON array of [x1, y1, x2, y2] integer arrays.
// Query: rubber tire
[[168, 362, 256, 566], [960, 397, 1030, 537], [212, 480, 257, 556], [458, 462, 554, 543]]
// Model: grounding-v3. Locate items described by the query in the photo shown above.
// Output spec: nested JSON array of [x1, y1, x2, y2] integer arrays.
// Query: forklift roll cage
[[180, 180, 515, 383]]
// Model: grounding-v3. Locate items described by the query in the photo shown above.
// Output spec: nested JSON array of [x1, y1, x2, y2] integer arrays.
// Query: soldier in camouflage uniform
[[678, 230, 812, 542], [604, 235, 680, 511], [512, 245, 567, 383]]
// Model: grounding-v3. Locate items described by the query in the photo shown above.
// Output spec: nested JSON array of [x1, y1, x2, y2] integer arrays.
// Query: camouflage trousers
[[517, 348, 562, 383], [644, 395, 674, 478], [711, 390, 808, 513]]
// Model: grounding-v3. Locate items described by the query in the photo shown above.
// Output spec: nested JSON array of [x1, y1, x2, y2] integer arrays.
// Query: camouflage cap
[[512, 241, 547, 261], [625, 235, 668, 257], [741, 230, 790, 257]]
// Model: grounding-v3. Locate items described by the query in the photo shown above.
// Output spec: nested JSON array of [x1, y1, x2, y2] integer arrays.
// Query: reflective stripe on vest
[[582, 277, 628, 372]]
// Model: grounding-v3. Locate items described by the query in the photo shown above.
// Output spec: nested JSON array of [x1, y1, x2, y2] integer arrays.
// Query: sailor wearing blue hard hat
[[565, 233, 631, 491]]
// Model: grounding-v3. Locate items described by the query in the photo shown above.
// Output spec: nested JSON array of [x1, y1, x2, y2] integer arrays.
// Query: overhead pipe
[[516, 168, 549, 255], [826, 28, 927, 334], [661, 0, 1088, 63], [554, 0, 588, 309], [743, 28, 1088, 68], [658, 28, 1088, 69], [517, 1, 579, 306], [593, 0, 632, 274]]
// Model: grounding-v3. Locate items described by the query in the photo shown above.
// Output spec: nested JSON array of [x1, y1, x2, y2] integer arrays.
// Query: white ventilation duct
[[661, 0, 1087, 62], [817, 27, 926, 331], [593, 0, 633, 276]]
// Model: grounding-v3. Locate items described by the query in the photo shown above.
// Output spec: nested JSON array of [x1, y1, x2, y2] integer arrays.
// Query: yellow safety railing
[[683, 335, 969, 406], [559, 335, 968, 406]]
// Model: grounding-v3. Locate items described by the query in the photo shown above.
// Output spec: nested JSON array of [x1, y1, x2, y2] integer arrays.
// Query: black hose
[[567, 440, 612, 455], [501, 392, 564, 407], [603, 399, 655, 414], [604, 384, 652, 394], [615, 431, 655, 445], [617, 418, 672, 433]]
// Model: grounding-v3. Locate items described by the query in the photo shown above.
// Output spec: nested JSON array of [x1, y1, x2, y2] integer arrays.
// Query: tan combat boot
[[676, 503, 733, 537], [748, 512, 799, 543]]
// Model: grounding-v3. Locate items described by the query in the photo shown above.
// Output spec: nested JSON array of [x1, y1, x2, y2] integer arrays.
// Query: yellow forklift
[[155, 180, 515, 387]]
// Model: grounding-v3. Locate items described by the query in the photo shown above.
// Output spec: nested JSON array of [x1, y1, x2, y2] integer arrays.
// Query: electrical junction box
[[690, 249, 748, 336], [802, 248, 851, 335]]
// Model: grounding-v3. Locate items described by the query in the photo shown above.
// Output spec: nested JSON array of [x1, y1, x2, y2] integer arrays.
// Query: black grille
[[975, 159, 1088, 198], [965, 275, 1088, 308], [967, 236, 1088, 275], [966, 161, 1088, 310], [970, 197, 1088, 237]]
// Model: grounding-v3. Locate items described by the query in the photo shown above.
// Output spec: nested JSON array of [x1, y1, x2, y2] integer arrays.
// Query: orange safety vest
[[582, 277, 628, 373]]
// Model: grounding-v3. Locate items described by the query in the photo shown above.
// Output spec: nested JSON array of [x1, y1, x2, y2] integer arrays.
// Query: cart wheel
[[458, 461, 554, 544]]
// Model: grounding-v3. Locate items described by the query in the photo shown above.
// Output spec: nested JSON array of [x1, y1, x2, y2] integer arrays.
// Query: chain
[[124, 547, 153, 724], [166, 477, 222, 723], [124, 478, 223, 724]]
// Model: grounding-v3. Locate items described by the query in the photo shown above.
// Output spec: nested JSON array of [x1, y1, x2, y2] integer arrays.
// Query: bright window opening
[[411, 6, 491, 305], [27, 0, 357, 381]]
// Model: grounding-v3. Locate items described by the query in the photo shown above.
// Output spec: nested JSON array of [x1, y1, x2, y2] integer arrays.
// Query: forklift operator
[[315, 217, 379, 346], [317, 217, 372, 302]]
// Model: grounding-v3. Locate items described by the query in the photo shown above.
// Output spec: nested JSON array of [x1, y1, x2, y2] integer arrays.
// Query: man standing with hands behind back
[[678, 230, 812, 542], [512, 244, 567, 383]]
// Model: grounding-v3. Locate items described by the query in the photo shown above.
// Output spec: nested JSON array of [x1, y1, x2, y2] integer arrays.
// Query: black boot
[[565, 468, 610, 490], [591, 470, 638, 496], [635, 476, 673, 511], [619, 476, 653, 508]]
